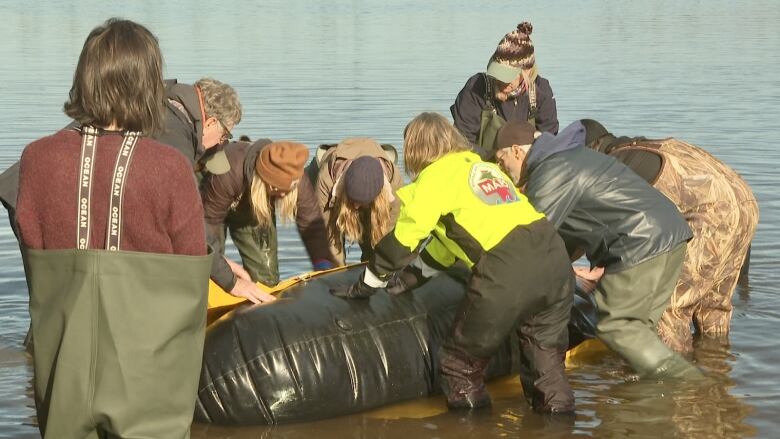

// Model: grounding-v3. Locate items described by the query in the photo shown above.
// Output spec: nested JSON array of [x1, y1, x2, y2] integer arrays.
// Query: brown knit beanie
[[344, 156, 384, 204], [491, 22, 536, 70], [255, 141, 309, 190]]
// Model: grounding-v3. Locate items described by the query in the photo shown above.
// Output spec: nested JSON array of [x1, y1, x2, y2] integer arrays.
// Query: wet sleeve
[[295, 176, 337, 266], [534, 78, 559, 135]]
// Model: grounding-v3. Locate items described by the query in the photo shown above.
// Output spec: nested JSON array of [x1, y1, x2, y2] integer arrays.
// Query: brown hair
[[403, 112, 470, 179], [196, 77, 242, 127], [64, 18, 165, 135], [328, 182, 393, 250]]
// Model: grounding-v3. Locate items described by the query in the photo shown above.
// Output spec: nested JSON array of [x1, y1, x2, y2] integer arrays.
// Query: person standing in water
[[332, 113, 576, 414], [579, 119, 759, 353], [16, 18, 212, 438], [451, 21, 558, 157], [201, 139, 337, 296], [493, 120, 701, 379], [312, 137, 403, 264]]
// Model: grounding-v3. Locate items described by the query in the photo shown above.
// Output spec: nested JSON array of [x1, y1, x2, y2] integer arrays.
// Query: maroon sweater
[[17, 129, 206, 256]]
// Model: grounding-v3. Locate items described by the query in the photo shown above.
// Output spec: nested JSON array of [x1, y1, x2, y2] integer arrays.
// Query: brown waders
[[633, 139, 760, 353], [441, 220, 575, 413], [593, 243, 701, 379], [23, 128, 212, 438]]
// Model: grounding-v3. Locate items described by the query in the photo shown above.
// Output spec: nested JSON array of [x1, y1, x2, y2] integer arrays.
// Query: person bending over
[[494, 120, 702, 379], [202, 139, 337, 302], [332, 112, 575, 414], [579, 119, 759, 353]]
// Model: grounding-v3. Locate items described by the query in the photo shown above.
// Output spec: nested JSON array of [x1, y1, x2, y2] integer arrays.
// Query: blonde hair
[[329, 183, 394, 250], [250, 175, 299, 229], [195, 77, 242, 127], [403, 112, 470, 179]]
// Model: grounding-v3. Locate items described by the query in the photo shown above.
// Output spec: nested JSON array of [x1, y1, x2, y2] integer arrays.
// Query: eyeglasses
[[217, 119, 233, 143]]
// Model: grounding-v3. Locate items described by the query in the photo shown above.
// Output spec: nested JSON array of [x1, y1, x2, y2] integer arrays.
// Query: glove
[[386, 264, 429, 296], [330, 277, 378, 299], [313, 259, 334, 271]]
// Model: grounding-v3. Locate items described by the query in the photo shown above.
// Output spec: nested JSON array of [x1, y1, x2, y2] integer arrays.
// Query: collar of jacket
[[243, 138, 274, 186], [519, 120, 587, 185], [164, 79, 206, 156]]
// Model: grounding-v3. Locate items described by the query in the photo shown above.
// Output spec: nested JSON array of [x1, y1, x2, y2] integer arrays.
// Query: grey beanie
[[344, 156, 384, 204]]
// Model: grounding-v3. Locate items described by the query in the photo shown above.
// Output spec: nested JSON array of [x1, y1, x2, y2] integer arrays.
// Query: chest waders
[[225, 192, 280, 286], [22, 127, 212, 439], [476, 73, 538, 153], [614, 140, 759, 353]]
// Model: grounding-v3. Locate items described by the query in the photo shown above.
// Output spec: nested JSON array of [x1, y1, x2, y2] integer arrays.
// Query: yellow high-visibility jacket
[[371, 151, 545, 277]]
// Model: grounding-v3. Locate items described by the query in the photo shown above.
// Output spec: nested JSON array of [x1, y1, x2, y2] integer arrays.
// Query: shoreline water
[[2, 1, 780, 437]]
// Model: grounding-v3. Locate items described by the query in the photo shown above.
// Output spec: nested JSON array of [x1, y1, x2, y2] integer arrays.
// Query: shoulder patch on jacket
[[468, 163, 518, 205]]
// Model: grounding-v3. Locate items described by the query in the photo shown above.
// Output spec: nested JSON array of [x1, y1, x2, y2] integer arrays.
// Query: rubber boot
[[519, 343, 575, 414], [439, 347, 492, 410], [641, 352, 705, 381]]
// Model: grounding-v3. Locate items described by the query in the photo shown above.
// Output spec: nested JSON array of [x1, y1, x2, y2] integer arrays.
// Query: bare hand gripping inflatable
[[195, 265, 597, 425]]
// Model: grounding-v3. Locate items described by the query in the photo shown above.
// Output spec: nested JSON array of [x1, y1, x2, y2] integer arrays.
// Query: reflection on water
[[2, 0, 780, 437], [6, 338, 757, 438]]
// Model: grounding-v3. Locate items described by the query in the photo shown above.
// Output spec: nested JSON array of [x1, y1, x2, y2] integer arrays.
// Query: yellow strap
[[207, 263, 363, 309]]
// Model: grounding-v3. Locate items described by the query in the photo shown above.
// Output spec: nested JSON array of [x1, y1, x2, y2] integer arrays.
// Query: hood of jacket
[[522, 120, 587, 182]]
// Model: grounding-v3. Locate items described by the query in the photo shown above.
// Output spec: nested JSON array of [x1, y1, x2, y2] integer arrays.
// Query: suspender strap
[[76, 126, 99, 250], [482, 73, 497, 113], [106, 132, 140, 250], [76, 127, 141, 251], [527, 81, 538, 122]]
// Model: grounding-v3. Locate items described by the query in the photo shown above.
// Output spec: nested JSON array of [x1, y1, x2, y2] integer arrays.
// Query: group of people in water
[[0, 16, 759, 439]]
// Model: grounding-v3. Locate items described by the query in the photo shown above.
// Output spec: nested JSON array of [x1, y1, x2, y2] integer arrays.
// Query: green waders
[[593, 243, 702, 379], [23, 127, 212, 438], [226, 221, 280, 286], [477, 72, 538, 153]]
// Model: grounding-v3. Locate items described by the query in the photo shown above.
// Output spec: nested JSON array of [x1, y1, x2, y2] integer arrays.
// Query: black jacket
[[523, 121, 692, 272], [154, 79, 206, 169], [451, 72, 559, 145]]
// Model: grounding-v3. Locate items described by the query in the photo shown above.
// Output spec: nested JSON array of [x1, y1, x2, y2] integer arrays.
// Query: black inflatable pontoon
[[195, 266, 596, 425]]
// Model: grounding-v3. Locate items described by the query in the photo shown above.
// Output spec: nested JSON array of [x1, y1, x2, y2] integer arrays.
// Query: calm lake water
[[2, 1, 780, 437]]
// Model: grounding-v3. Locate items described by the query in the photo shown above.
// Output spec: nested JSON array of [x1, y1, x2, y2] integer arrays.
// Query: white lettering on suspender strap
[[77, 126, 98, 250], [76, 127, 140, 251], [106, 132, 140, 251], [528, 82, 537, 120]]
